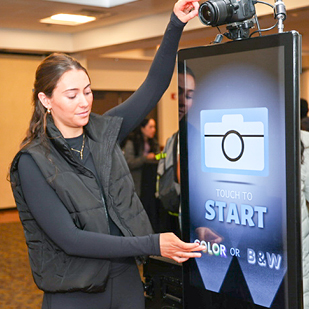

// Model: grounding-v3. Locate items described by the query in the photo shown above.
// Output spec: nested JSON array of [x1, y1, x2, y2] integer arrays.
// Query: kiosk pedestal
[[144, 256, 183, 309]]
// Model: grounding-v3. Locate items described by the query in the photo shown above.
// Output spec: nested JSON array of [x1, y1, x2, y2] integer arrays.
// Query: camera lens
[[199, 0, 234, 27], [199, 2, 217, 25]]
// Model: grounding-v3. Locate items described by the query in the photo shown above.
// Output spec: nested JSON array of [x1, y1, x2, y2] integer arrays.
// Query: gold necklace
[[70, 134, 85, 160]]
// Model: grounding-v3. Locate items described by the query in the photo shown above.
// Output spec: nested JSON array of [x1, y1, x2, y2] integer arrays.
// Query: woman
[[10, 1, 203, 309], [123, 118, 159, 196]]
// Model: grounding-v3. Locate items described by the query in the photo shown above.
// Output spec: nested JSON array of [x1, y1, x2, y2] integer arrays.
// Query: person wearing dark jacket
[[123, 118, 160, 196], [9, 1, 204, 309]]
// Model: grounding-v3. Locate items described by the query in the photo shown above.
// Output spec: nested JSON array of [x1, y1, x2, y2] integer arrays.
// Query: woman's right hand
[[173, 0, 199, 24], [159, 233, 206, 263]]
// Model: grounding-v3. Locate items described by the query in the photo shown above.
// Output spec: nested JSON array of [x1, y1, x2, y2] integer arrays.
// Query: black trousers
[[42, 259, 144, 309]]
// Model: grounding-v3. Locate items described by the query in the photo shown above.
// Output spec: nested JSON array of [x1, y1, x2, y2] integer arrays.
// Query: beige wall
[[301, 55, 309, 102], [157, 71, 179, 146], [301, 70, 309, 102], [0, 55, 42, 209], [88, 58, 151, 91]]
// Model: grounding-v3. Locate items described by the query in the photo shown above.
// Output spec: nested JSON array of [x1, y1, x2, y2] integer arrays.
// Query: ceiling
[[1, 0, 309, 60], [1, 0, 177, 34]]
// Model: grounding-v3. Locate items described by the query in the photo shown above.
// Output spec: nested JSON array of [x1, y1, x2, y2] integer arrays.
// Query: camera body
[[199, 0, 256, 27]]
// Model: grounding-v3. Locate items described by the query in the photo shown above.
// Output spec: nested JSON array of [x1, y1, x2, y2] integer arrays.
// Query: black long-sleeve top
[[17, 13, 185, 267]]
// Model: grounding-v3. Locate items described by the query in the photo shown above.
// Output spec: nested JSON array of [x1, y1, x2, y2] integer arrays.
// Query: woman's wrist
[[171, 11, 187, 28]]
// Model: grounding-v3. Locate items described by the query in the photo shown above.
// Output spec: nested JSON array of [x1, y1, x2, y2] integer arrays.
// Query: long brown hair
[[21, 53, 90, 149], [128, 118, 157, 156]]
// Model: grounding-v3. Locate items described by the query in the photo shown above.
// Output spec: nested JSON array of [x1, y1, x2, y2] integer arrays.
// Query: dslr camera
[[199, 0, 256, 27]]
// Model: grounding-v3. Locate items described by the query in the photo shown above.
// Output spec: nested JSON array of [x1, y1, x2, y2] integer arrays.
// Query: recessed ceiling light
[[44, 0, 138, 8], [40, 13, 96, 26]]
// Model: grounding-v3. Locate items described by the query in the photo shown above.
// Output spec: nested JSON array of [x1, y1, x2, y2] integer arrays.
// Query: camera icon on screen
[[201, 108, 268, 176]]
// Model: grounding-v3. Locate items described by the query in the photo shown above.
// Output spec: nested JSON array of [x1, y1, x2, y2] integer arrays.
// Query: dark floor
[[0, 211, 43, 309], [0, 209, 147, 309]]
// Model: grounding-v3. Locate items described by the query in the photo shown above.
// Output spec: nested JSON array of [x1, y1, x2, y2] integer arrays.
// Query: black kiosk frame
[[179, 31, 302, 309]]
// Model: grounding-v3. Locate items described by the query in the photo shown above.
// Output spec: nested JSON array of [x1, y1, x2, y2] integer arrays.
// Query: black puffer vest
[[10, 113, 153, 293]]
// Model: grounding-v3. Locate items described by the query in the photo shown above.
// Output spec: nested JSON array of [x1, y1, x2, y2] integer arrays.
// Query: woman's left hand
[[146, 152, 156, 160], [174, 0, 200, 24]]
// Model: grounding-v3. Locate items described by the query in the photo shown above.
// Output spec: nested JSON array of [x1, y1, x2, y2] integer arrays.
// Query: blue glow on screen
[[185, 46, 286, 308]]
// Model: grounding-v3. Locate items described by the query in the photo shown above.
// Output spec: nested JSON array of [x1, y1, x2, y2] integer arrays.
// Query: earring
[[47, 108, 51, 114]]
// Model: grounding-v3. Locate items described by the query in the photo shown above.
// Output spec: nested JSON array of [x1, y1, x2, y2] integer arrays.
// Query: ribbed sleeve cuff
[[170, 11, 187, 28], [150, 233, 161, 256]]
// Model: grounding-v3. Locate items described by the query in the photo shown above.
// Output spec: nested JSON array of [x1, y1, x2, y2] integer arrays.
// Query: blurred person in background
[[301, 98, 309, 131], [123, 118, 159, 196]]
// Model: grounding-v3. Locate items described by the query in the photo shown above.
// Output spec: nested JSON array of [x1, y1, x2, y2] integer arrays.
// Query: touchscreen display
[[181, 44, 289, 308]]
